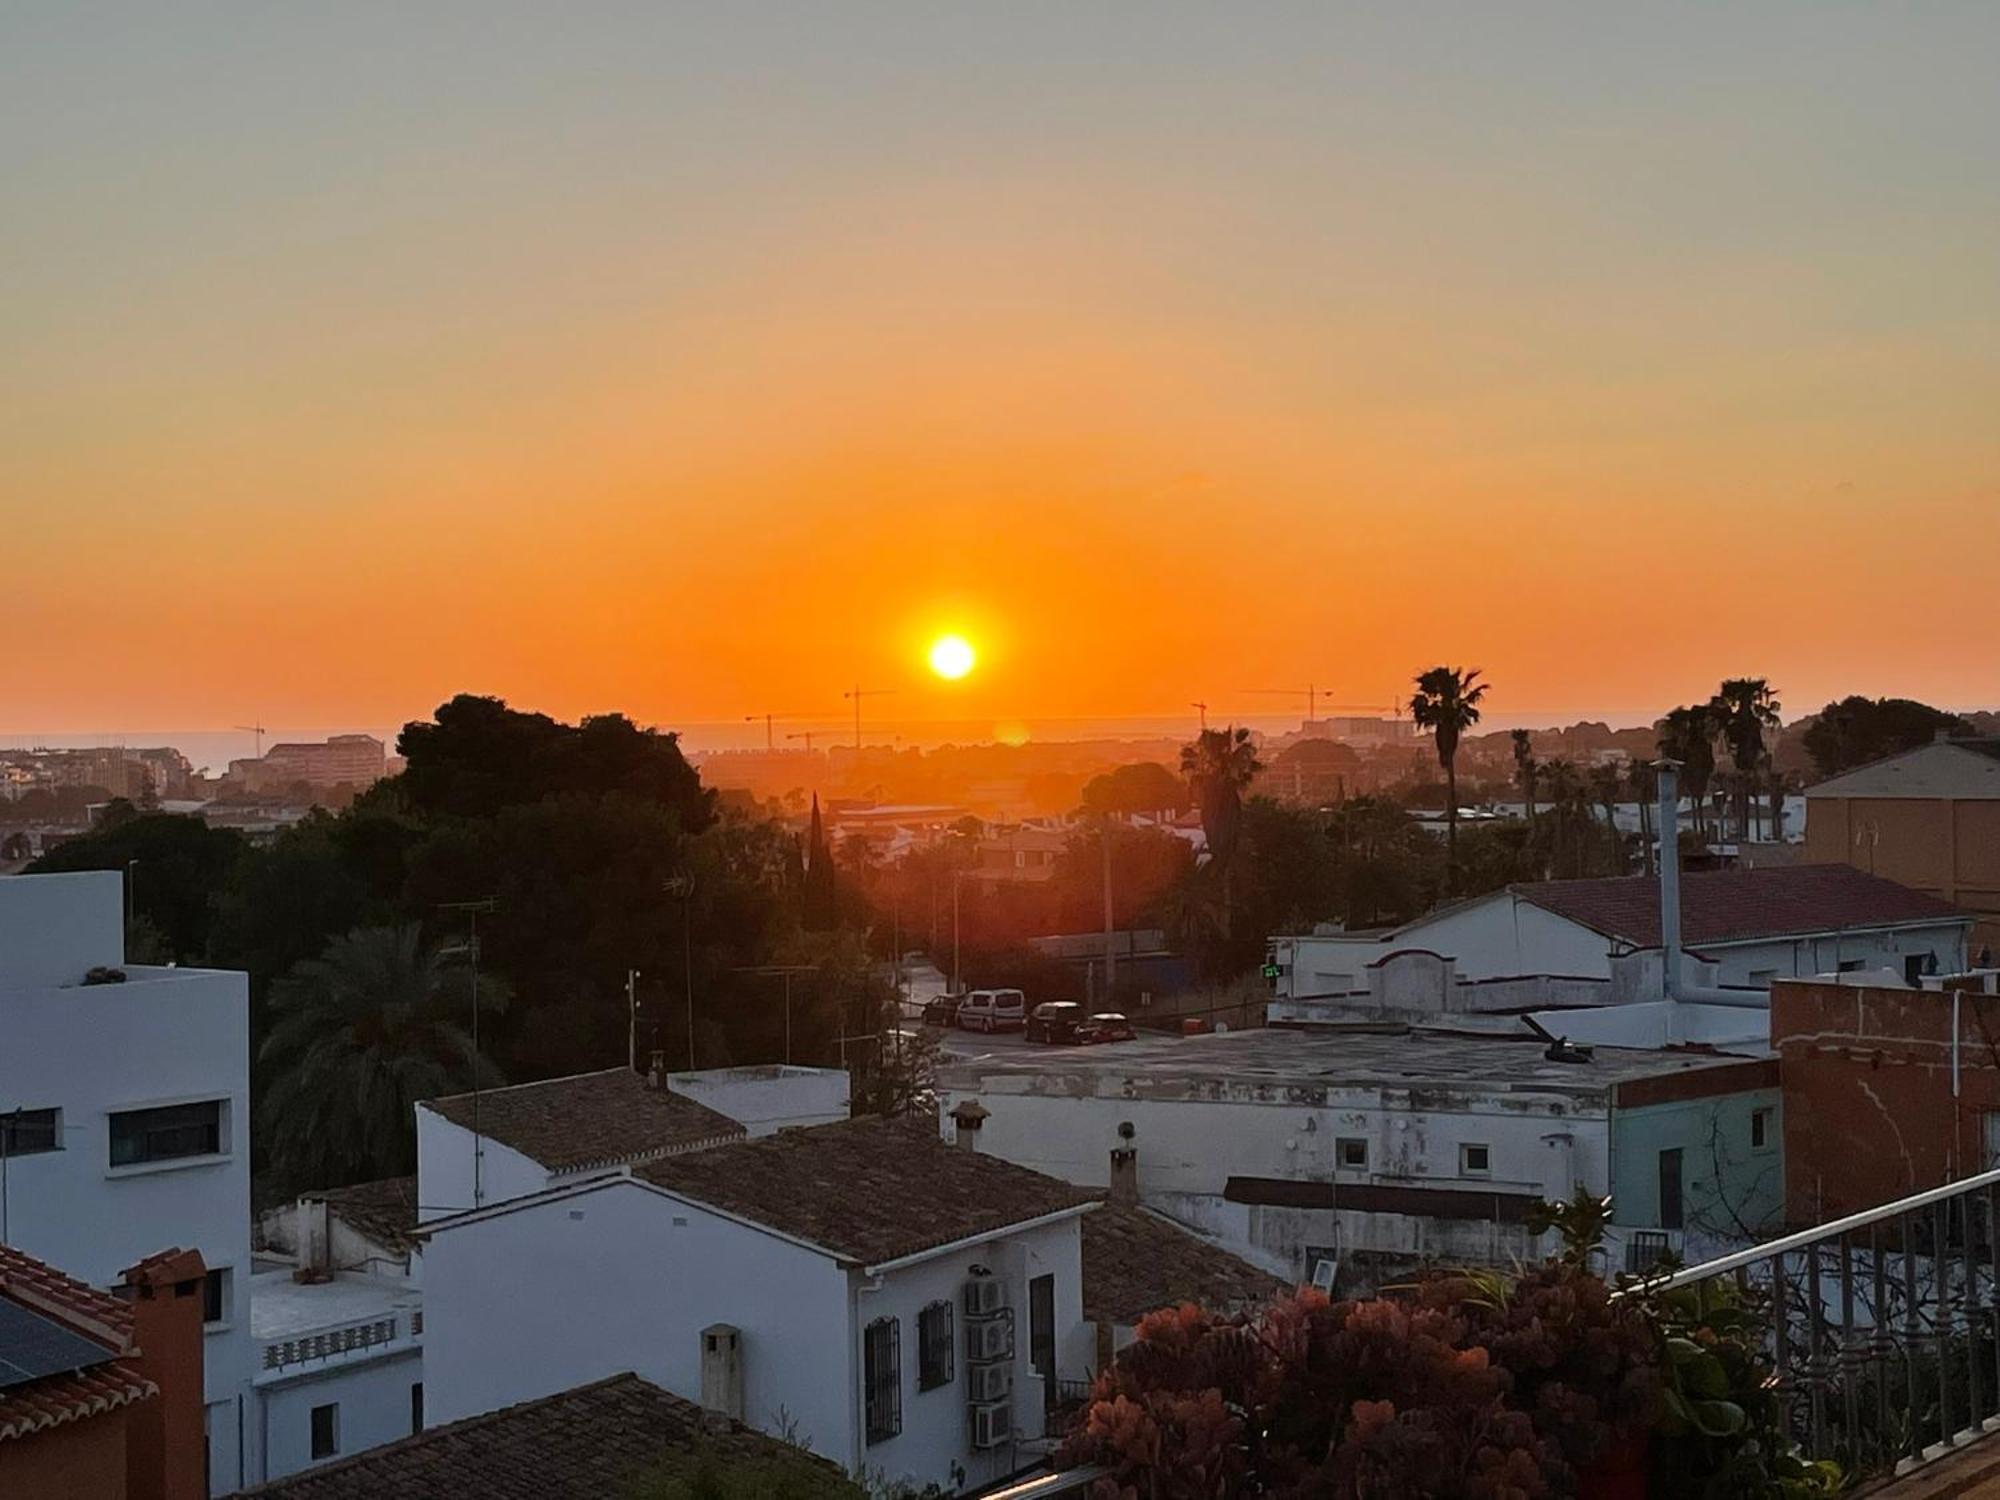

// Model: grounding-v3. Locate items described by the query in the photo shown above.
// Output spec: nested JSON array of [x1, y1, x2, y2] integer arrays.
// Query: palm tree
[[257, 924, 506, 1194], [1409, 666, 1488, 882], [1540, 759, 1586, 877], [1627, 758, 1658, 876], [1510, 729, 1538, 829], [1657, 706, 1719, 841], [1178, 727, 1260, 950], [1589, 764, 1625, 875], [1708, 679, 1781, 841]]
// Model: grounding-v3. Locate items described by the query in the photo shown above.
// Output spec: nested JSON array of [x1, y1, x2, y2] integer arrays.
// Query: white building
[[419, 1116, 1098, 1495], [415, 1066, 748, 1219], [0, 871, 255, 1492], [1269, 865, 1971, 1006], [663, 1064, 849, 1137], [939, 1025, 1784, 1289]]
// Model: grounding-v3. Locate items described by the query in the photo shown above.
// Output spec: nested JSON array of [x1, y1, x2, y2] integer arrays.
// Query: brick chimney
[[119, 1248, 207, 1500], [1109, 1146, 1139, 1204], [949, 1100, 990, 1152]]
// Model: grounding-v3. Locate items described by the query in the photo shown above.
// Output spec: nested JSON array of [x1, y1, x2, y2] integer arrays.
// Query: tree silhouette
[[1409, 666, 1488, 883]]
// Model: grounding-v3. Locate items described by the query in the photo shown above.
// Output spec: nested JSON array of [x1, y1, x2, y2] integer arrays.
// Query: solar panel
[[0, 1298, 117, 1390]]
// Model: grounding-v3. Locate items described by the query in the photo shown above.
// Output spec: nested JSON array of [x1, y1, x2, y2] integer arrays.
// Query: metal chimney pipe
[[1654, 758, 1765, 1009]]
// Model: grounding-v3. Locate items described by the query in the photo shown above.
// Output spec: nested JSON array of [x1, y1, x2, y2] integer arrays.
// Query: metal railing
[[258, 1311, 413, 1373], [1661, 1164, 2000, 1477]]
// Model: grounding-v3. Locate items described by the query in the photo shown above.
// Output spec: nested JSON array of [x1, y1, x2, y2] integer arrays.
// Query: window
[[863, 1317, 900, 1445], [1336, 1137, 1369, 1171], [1658, 1148, 1685, 1231], [1751, 1107, 1774, 1151], [309, 1402, 339, 1461], [109, 1101, 223, 1167], [917, 1300, 954, 1391], [0, 1108, 60, 1156], [410, 1382, 424, 1435], [1459, 1143, 1491, 1177], [1905, 954, 1930, 986], [1029, 1273, 1055, 1385], [202, 1268, 229, 1325], [1837, 959, 1866, 974]]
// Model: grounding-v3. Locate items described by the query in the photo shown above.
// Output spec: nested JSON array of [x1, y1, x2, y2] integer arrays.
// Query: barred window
[[863, 1316, 901, 1444], [918, 1300, 954, 1391]]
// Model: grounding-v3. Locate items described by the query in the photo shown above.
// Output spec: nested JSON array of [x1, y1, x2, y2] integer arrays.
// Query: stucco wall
[[414, 1108, 556, 1220], [1608, 1090, 1783, 1239], [0, 874, 253, 1494], [1808, 796, 2000, 949], [257, 1347, 422, 1481], [665, 1066, 850, 1136]]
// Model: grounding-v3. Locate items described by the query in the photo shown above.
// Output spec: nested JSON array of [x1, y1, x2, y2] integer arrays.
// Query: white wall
[[665, 1067, 849, 1137], [414, 1107, 558, 1220], [257, 1348, 422, 1480], [421, 1178, 853, 1459], [0, 874, 254, 1494], [1274, 894, 1614, 995]]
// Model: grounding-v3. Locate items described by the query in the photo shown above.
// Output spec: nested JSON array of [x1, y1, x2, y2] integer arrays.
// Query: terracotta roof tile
[[637, 1115, 1099, 1267], [0, 1245, 155, 1445], [232, 1372, 830, 1499], [1514, 865, 1967, 949], [1082, 1204, 1288, 1327], [424, 1068, 745, 1172], [305, 1177, 420, 1252]]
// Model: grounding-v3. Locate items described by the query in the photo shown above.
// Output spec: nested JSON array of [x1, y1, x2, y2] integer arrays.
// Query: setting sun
[[928, 634, 976, 680]]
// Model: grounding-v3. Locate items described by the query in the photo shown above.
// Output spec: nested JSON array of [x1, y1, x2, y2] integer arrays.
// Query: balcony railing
[[258, 1309, 417, 1373], [1659, 1164, 2000, 1478]]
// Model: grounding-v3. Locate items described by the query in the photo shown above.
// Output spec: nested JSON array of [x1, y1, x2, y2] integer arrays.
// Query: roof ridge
[[425, 1066, 631, 1107]]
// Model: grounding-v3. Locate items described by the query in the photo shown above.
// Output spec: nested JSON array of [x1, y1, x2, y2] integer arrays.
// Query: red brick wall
[[1773, 979, 2000, 1223], [0, 1407, 131, 1498], [121, 1252, 207, 1500]]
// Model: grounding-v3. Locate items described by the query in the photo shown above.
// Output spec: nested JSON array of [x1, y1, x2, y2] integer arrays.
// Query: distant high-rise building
[[230, 734, 386, 792]]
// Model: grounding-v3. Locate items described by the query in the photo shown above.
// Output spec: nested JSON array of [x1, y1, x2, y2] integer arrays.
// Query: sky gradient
[[5, 3, 1997, 737]]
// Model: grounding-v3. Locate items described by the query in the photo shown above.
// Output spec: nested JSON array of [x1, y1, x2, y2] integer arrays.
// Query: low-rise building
[[1804, 738, 2000, 951], [1268, 865, 1971, 1003], [0, 872, 255, 1492], [1080, 1198, 1286, 1367], [940, 1026, 1783, 1288], [418, 1116, 1099, 1495], [1772, 968, 2000, 1224], [0, 1244, 208, 1500], [232, 1372, 845, 1499], [415, 1067, 746, 1219], [662, 1065, 849, 1136]]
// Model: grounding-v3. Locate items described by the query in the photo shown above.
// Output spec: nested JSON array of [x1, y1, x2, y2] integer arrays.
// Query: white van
[[955, 987, 1027, 1033]]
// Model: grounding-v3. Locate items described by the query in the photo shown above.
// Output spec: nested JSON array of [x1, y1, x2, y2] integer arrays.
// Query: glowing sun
[[928, 634, 977, 680]]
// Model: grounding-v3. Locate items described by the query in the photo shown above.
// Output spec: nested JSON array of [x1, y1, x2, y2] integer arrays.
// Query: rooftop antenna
[[439, 898, 498, 1208]]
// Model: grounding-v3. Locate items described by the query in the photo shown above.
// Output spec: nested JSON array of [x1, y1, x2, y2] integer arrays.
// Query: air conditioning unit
[[967, 1360, 1012, 1403], [969, 1398, 1013, 1450], [963, 1277, 1006, 1317], [964, 1312, 1014, 1363]]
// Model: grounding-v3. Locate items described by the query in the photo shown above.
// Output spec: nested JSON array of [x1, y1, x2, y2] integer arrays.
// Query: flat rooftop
[[937, 1024, 1759, 1100], [250, 1268, 418, 1341]]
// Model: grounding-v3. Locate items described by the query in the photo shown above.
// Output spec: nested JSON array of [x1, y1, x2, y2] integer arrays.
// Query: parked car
[[955, 987, 1027, 1033], [1087, 1012, 1136, 1043], [1025, 1001, 1089, 1045], [923, 994, 965, 1028]]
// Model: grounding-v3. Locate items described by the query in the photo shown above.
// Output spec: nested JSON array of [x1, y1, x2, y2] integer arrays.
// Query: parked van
[[955, 987, 1027, 1033]]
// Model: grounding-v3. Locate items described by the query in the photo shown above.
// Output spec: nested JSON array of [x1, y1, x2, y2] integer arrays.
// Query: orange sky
[[4, 5, 1997, 737]]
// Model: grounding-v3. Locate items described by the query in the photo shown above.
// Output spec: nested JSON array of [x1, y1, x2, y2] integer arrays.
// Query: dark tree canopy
[[1801, 696, 1969, 779], [396, 695, 713, 828], [1080, 760, 1190, 817], [27, 813, 248, 962]]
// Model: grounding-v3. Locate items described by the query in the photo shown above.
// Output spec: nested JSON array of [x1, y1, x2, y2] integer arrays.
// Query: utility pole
[[734, 964, 818, 1065], [842, 685, 895, 751], [439, 898, 497, 1208], [952, 869, 963, 997], [1101, 816, 1118, 997], [626, 968, 640, 1071]]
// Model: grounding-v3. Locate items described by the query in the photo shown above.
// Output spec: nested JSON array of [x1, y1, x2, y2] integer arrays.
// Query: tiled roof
[[637, 1115, 1099, 1267], [232, 1372, 833, 1499], [423, 1068, 745, 1172], [1083, 1203, 1288, 1327], [0, 1245, 155, 1445], [308, 1177, 420, 1252], [1514, 865, 1967, 948]]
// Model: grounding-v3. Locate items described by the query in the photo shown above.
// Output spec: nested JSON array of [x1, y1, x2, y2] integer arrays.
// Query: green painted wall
[[1610, 1089, 1784, 1239]]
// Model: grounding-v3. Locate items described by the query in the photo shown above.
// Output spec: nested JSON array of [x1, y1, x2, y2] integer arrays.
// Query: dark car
[[1025, 1000, 1089, 1045], [1087, 1011, 1136, 1043], [923, 994, 965, 1028]]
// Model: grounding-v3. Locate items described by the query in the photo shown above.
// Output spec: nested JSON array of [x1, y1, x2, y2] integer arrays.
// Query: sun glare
[[928, 634, 976, 680]]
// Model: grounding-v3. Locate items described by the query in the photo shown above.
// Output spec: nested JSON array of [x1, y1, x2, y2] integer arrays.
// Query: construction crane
[[742, 712, 813, 753], [1236, 689, 1402, 726], [233, 722, 267, 759], [841, 685, 896, 751], [785, 730, 823, 752], [1191, 701, 1209, 731]]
